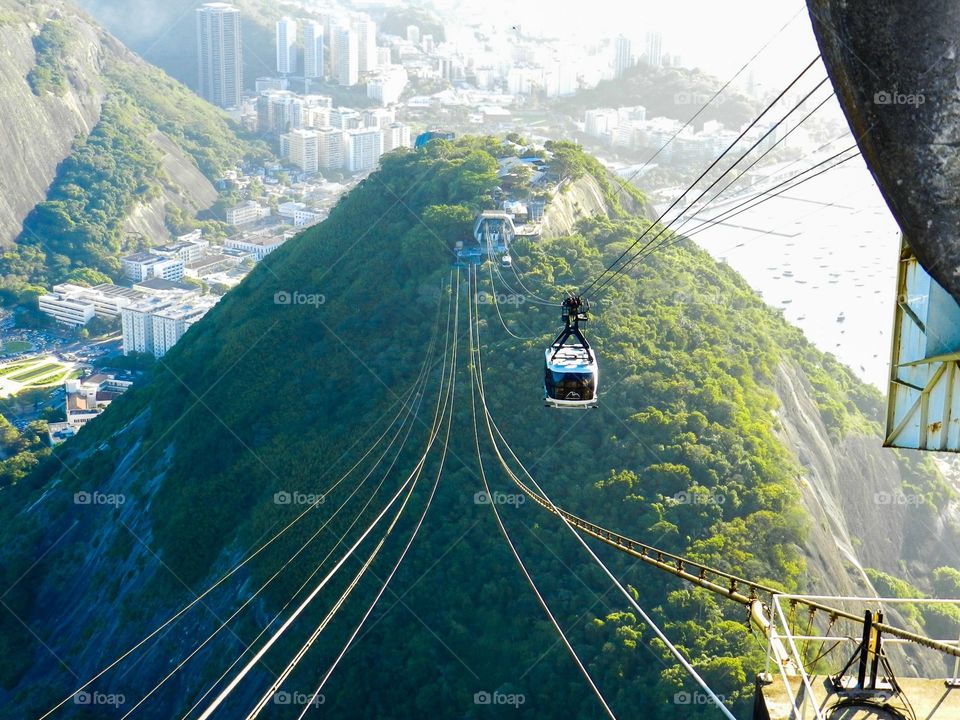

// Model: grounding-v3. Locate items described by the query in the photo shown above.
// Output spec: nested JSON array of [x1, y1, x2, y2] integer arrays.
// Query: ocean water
[[683, 156, 900, 390]]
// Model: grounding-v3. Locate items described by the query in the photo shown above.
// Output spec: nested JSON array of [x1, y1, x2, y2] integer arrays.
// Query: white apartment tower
[[614, 34, 632, 78], [196, 3, 243, 109], [645, 30, 663, 68], [317, 127, 344, 169], [276, 17, 298, 75], [353, 14, 378, 73], [332, 24, 359, 86], [286, 129, 319, 172], [344, 127, 382, 172], [303, 21, 325, 78]]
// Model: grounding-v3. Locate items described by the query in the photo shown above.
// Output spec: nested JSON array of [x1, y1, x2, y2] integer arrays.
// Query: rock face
[[0, 1, 217, 248], [122, 132, 219, 243], [807, 0, 960, 303], [541, 175, 613, 238], [0, 14, 104, 246]]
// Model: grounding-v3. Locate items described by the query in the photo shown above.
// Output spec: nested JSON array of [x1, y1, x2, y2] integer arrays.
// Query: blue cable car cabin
[[544, 295, 598, 408]]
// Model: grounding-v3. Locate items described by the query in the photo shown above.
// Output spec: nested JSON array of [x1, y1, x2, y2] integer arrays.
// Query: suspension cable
[[471, 271, 735, 719], [39, 285, 452, 720], [590, 73, 831, 299], [292, 267, 462, 719], [197, 278, 460, 719], [466, 267, 619, 719], [580, 56, 823, 298], [121, 276, 454, 719], [243, 274, 461, 720]]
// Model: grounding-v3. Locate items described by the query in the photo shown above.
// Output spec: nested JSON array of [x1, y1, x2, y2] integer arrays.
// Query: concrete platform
[[754, 674, 960, 719]]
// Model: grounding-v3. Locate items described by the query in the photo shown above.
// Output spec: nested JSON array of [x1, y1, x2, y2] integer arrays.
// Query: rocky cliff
[[0, 0, 230, 253]]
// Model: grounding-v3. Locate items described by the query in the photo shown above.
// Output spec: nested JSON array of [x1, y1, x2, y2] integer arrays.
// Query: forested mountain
[[556, 63, 759, 131], [0, 0, 269, 300], [0, 138, 956, 719]]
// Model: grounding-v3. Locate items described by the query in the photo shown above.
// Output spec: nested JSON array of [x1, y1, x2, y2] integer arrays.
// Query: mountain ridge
[[0, 137, 956, 718]]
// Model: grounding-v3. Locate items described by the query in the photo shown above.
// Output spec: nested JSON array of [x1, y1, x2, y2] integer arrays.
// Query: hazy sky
[[437, 0, 818, 84]]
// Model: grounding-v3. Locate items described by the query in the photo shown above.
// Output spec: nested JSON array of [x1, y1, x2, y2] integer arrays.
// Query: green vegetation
[[0, 10, 270, 302], [27, 21, 69, 96], [380, 6, 446, 41], [865, 568, 960, 639], [8, 363, 60, 383], [557, 63, 758, 131], [3, 97, 161, 287], [545, 139, 650, 214], [1, 59, 266, 297], [0, 138, 950, 718], [0, 414, 49, 489], [0, 341, 32, 354], [105, 62, 270, 178]]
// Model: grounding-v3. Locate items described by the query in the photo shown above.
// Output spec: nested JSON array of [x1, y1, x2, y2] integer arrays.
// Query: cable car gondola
[[501, 254, 512, 268], [544, 295, 598, 408]]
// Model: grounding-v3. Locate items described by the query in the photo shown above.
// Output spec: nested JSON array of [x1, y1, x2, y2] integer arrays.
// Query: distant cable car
[[501, 254, 512, 268], [544, 295, 598, 408]]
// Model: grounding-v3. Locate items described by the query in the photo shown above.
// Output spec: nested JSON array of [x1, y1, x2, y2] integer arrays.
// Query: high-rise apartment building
[[303, 21, 325, 78], [276, 17, 298, 74], [332, 23, 359, 86], [196, 3, 242, 108], [614, 34, 632, 78], [645, 30, 663, 68], [344, 127, 382, 172], [285, 129, 320, 172], [353, 14, 378, 73]]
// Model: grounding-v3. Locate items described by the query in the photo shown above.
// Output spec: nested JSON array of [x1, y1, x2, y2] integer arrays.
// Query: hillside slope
[[0, 0, 266, 294], [0, 139, 956, 719], [0, 6, 104, 250]]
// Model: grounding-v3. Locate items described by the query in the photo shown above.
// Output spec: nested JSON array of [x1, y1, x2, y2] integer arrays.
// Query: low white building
[[38, 283, 145, 326], [38, 292, 95, 327], [154, 232, 209, 263], [65, 373, 133, 428], [226, 201, 271, 226], [366, 66, 408, 105], [151, 298, 219, 357], [121, 253, 185, 282], [226, 233, 289, 261]]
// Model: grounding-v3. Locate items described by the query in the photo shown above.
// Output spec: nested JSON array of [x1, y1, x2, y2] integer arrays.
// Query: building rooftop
[[133, 278, 197, 293], [122, 252, 161, 264], [154, 297, 220, 322], [230, 234, 287, 247], [155, 240, 203, 254], [186, 253, 233, 269], [89, 284, 144, 300]]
